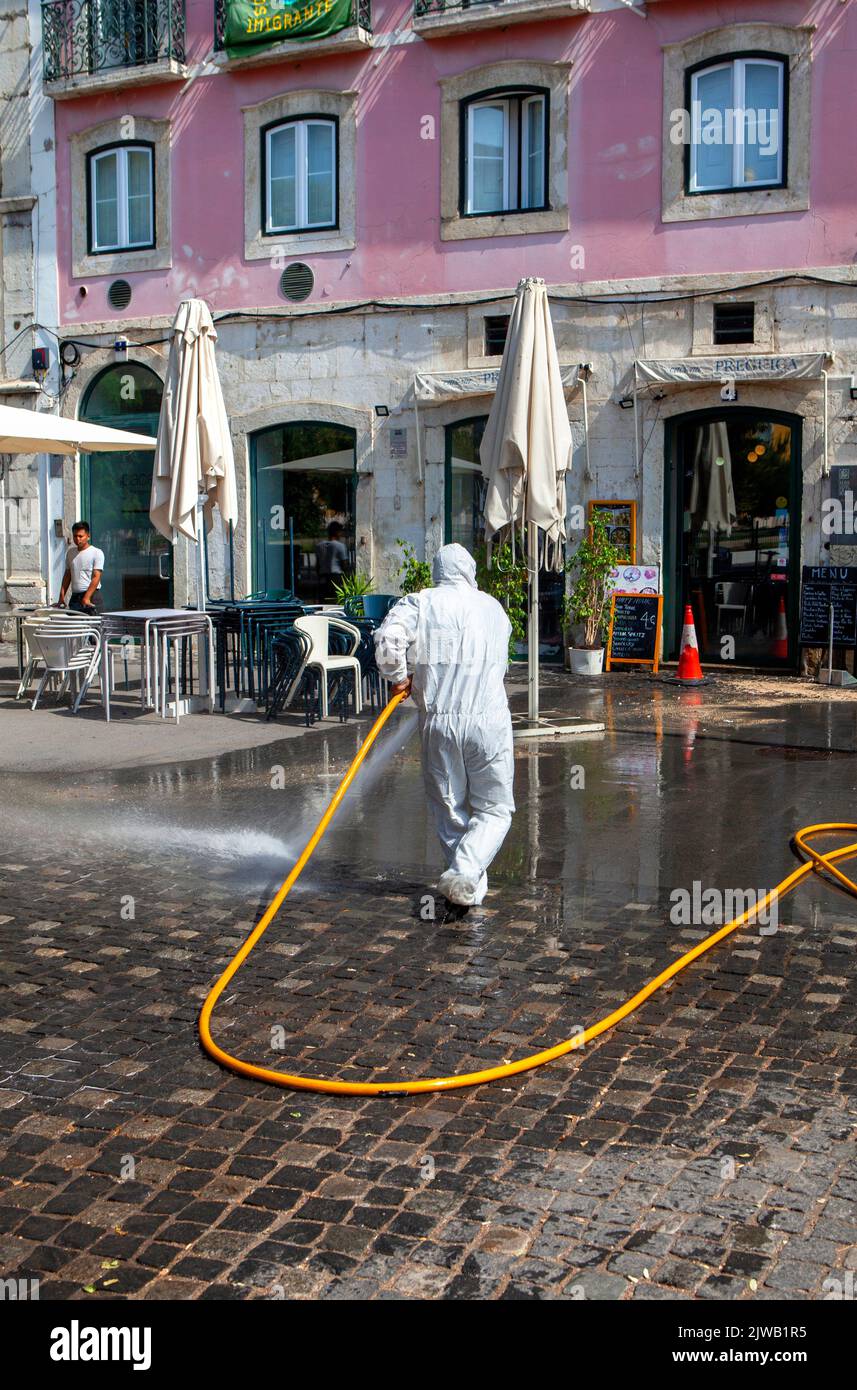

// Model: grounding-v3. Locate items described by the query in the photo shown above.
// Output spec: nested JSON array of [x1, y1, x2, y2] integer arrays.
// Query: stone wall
[[55, 267, 857, 613]]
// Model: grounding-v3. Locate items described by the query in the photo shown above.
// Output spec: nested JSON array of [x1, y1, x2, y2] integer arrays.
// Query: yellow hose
[[199, 694, 857, 1096]]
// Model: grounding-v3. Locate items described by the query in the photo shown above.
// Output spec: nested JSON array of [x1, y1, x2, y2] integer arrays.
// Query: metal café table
[[101, 608, 214, 719]]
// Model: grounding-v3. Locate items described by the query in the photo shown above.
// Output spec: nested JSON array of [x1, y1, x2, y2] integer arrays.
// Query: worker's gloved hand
[[391, 677, 412, 699]]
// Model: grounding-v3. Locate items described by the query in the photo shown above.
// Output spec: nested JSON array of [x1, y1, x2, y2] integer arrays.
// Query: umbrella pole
[[528, 520, 539, 724], [195, 497, 207, 611]]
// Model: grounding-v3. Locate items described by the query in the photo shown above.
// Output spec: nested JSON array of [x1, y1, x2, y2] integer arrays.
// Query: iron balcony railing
[[415, 0, 496, 14], [214, 0, 371, 51], [414, 0, 580, 14], [42, 0, 186, 83]]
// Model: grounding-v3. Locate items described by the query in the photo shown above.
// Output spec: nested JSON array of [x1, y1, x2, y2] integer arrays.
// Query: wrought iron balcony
[[214, 0, 372, 52], [42, 0, 186, 84], [414, 0, 589, 29]]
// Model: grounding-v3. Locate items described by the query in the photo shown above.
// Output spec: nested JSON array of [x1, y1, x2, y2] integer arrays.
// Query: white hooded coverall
[[374, 543, 515, 906]]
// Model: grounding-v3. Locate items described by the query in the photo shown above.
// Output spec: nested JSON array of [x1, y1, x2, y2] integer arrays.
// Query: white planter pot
[[568, 646, 604, 676]]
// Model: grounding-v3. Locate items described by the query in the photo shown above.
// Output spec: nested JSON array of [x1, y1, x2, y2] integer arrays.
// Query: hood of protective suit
[[432, 543, 477, 588]]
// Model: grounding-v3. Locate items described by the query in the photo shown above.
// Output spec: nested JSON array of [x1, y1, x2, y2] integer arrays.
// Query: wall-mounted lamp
[[618, 396, 634, 409], [849, 375, 857, 401], [374, 405, 390, 417]]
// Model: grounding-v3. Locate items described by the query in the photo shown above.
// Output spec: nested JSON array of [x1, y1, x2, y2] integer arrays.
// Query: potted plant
[[332, 570, 375, 617], [563, 513, 621, 675]]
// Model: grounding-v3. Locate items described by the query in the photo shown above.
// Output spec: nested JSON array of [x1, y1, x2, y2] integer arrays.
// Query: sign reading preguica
[[224, 0, 353, 54]]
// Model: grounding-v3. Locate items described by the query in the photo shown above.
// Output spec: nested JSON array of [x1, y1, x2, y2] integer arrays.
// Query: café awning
[[412, 363, 587, 480], [627, 352, 834, 478], [634, 352, 832, 387], [414, 364, 581, 402]]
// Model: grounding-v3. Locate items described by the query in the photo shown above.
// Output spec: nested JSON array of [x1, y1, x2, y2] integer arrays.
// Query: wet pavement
[[0, 683, 855, 1300]]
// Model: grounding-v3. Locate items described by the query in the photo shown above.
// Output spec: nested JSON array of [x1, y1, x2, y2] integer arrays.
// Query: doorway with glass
[[79, 363, 170, 610], [664, 407, 802, 668], [251, 422, 357, 603]]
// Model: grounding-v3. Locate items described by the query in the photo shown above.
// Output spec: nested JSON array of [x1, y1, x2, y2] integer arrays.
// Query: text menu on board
[[606, 593, 662, 672], [798, 567, 857, 647]]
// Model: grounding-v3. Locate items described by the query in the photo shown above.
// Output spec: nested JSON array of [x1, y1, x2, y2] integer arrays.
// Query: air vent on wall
[[279, 263, 314, 303], [713, 302, 755, 345], [108, 279, 132, 311], [484, 315, 510, 356]]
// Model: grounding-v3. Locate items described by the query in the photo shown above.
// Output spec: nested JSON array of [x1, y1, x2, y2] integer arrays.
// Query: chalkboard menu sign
[[798, 567, 857, 647], [606, 593, 663, 672]]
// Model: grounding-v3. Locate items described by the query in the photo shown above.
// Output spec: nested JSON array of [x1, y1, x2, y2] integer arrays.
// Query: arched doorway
[[664, 407, 803, 667], [79, 363, 170, 610], [250, 422, 357, 602]]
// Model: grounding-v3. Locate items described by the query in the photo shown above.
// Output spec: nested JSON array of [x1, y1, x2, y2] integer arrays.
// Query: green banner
[[224, 0, 353, 55]]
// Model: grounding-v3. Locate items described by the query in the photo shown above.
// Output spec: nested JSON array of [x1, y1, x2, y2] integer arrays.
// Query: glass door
[[666, 410, 801, 667]]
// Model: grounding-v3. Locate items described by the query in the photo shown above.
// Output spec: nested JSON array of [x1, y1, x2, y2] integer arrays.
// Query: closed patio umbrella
[[150, 299, 237, 608], [480, 277, 572, 726]]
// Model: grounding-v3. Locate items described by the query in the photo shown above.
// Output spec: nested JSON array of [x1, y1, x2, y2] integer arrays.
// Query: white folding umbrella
[[480, 277, 572, 725], [0, 402, 156, 454], [150, 298, 237, 608]]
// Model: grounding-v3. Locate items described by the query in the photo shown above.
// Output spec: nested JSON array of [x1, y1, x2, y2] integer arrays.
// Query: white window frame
[[89, 145, 154, 253], [521, 93, 546, 209], [464, 91, 547, 216], [689, 56, 785, 194], [265, 118, 337, 235]]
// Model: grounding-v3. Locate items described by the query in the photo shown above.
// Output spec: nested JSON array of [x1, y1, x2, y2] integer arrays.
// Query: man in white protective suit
[[374, 543, 515, 912]]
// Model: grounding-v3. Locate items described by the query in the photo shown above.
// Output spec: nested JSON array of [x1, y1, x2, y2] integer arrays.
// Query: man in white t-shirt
[[58, 521, 105, 614]]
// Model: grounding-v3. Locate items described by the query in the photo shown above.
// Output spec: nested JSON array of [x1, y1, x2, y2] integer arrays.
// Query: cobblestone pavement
[[1, 727, 856, 1301]]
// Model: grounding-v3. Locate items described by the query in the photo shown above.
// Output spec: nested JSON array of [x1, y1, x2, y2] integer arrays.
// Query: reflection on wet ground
[[2, 704, 855, 909]]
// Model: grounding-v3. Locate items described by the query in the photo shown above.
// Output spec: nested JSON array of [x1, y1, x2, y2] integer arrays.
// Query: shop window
[[251, 422, 357, 603]]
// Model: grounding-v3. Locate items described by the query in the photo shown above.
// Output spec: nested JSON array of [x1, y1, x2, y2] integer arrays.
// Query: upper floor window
[[263, 117, 337, 235], [462, 89, 548, 216], [88, 144, 154, 254], [687, 55, 786, 194]]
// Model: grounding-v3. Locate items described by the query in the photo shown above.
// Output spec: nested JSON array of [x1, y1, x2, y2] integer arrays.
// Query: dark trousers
[[69, 592, 104, 614]]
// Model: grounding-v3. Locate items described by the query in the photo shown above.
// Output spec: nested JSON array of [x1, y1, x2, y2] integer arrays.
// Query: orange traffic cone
[[677, 605, 705, 684], [772, 595, 789, 660]]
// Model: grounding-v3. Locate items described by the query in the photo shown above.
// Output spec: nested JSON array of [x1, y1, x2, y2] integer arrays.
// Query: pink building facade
[[39, 0, 857, 667]]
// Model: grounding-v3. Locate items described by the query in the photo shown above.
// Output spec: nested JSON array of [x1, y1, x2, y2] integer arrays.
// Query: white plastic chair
[[27, 617, 102, 713], [293, 615, 363, 719]]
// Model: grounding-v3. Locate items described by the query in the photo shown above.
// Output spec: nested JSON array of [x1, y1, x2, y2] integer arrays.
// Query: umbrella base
[[512, 716, 605, 741], [224, 695, 260, 714]]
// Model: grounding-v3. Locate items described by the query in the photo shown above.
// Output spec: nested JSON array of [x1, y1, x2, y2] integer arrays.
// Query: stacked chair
[[17, 608, 102, 713]]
